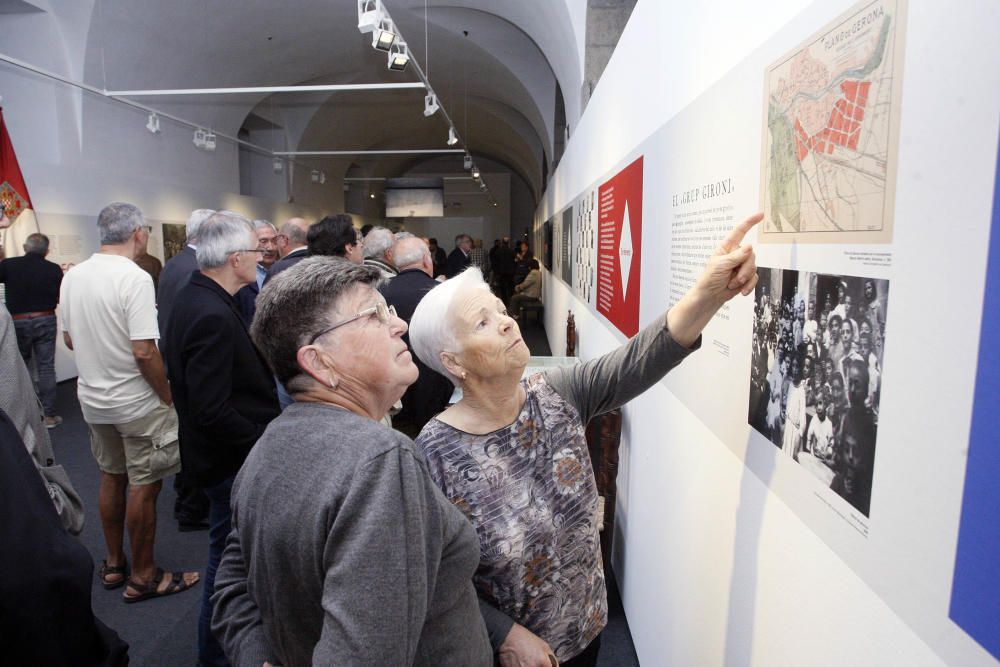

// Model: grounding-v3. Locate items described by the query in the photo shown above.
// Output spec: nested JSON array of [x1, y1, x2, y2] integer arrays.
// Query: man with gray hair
[[157, 207, 214, 531], [363, 225, 398, 279], [265, 216, 311, 282], [157, 208, 214, 342], [444, 233, 473, 278], [0, 232, 64, 427], [235, 219, 278, 326], [163, 211, 280, 667], [379, 235, 454, 435], [60, 202, 200, 602]]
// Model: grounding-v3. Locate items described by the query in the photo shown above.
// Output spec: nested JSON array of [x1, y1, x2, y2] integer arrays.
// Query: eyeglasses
[[309, 301, 397, 344], [231, 248, 265, 256]]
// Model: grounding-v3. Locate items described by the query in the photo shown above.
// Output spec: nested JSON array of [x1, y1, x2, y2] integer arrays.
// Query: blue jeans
[[199, 477, 234, 667], [14, 315, 58, 416]]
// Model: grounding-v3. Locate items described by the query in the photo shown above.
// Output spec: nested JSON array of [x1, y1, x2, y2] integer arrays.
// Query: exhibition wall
[[537, 0, 999, 664]]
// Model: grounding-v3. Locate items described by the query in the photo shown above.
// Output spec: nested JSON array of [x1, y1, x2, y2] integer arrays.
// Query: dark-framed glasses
[[231, 248, 265, 256], [309, 301, 397, 344]]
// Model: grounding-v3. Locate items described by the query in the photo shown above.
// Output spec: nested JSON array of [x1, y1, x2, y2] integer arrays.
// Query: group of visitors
[[0, 202, 762, 666]]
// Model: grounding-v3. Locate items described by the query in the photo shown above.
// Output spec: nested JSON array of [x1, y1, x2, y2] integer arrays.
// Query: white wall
[[538, 0, 999, 664]]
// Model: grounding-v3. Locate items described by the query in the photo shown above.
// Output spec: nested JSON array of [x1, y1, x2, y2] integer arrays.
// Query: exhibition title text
[[672, 178, 733, 207]]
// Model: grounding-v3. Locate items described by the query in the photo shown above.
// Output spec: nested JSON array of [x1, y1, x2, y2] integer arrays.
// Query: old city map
[[760, 0, 906, 243]]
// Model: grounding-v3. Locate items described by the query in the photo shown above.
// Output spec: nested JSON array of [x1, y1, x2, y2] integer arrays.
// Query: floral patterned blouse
[[416, 313, 697, 661]]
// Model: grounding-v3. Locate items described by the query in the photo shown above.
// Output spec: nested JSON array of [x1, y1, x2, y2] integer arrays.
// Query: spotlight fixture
[[193, 128, 216, 151], [471, 166, 480, 180], [272, 157, 284, 173], [463, 154, 473, 170], [357, 0, 381, 33], [369, 192, 376, 199], [387, 43, 409, 71], [145, 112, 161, 134], [310, 170, 327, 184], [423, 93, 439, 117], [479, 181, 487, 191], [372, 19, 395, 51], [447, 127, 458, 146]]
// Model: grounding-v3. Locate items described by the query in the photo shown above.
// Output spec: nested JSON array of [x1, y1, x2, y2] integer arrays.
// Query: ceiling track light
[[373, 19, 396, 51], [388, 42, 409, 71], [357, 0, 381, 33], [145, 112, 161, 134], [471, 167, 480, 180], [272, 157, 284, 173], [447, 127, 458, 146], [193, 128, 216, 151], [423, 93, 439, 117], [464, 154, 473, 170], [311, 170, 326, 184]]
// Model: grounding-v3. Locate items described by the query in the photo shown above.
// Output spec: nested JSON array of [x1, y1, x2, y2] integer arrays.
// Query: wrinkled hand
[[498, 623, 559, 667], [693, 212, 762, 306]]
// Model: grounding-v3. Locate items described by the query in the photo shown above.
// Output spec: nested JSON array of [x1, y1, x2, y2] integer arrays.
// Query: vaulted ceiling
[[52, 0, 586, 205]]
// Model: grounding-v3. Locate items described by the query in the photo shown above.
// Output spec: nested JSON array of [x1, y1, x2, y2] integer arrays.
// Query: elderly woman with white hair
[[211, 257, 492, 666], [409, 214, 763, 666]]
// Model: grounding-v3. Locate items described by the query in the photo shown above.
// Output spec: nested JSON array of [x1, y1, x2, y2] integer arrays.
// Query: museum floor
[[46, 318, 641, 666]]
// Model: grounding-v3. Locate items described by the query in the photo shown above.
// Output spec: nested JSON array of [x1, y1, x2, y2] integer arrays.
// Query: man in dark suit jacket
[[163, 212, 280, 667], [157, 209, 215, 348], [264, 217, 311, 284], [444, 233, 473, 278], [156, 209, 215, 530], [380, 236, 454, 437]]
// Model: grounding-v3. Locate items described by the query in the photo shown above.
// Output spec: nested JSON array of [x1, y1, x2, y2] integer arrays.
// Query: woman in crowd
[[509, 258, 542, 320], [210, 258, 492, 667], [513, 240, 534, 285], [409, 213, 762, 666]]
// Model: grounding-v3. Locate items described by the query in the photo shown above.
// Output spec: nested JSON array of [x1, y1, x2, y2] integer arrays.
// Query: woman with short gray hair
[[211, 256, 492, 666], [409, 213, 763, 666]]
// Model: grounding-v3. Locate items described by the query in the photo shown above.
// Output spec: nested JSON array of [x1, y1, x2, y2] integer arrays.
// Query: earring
[[329, 378, 338, 390], [461, 372, 468, 380]]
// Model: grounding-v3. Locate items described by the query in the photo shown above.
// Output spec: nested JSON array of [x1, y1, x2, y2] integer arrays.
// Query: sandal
[[123, 567, 199, 603], [99, 559, 129, 590]]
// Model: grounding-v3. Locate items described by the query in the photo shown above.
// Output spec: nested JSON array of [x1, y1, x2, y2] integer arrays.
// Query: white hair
[[391, 236, 429, 269], [363, 226, 394, 259], [409, 267, 490, 383], [186, 208, 216, 243], [196, 211, 254, 269], [97, 202, 143, 245]]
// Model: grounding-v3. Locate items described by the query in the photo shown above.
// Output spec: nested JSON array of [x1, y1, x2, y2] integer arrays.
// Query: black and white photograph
[[748, 267, 888, 517]]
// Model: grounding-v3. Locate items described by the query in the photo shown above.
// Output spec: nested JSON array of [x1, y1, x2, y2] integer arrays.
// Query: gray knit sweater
[[211, 401, 492, 666]]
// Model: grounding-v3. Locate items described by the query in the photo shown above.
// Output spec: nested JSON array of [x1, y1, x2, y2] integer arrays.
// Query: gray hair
[[409, 267, 491, 383], [186, 208, 215, 244], [196, 211, 255, 270], [251, 257, 382, 391], [392, 236, 429, 269], [394, 231, 415, 241], [23, 233, 49, 254], [363, 226, 394, 259], [97, 202, 144, 245], [253, 219, 277, 234], [281, 218, 309, 245]]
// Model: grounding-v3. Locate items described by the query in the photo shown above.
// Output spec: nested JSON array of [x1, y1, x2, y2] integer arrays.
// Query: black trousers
[[173, 469, 208, 523]]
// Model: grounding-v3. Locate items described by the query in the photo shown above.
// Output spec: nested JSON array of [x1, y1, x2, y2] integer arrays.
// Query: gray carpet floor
[[46, 317, 639, 666]]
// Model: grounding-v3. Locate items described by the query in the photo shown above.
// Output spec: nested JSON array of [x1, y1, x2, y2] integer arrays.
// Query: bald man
[[379, 236, 454, 435], [266, 217, 311, 282]]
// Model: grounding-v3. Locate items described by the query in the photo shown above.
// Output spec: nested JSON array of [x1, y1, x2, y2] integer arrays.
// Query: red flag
[[0, 107, 39, 257]]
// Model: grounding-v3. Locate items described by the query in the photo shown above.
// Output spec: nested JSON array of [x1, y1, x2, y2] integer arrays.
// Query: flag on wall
[[0, 107, 40, 258]]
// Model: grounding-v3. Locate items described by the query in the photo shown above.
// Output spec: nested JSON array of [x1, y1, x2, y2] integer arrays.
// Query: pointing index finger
[[718, 212, 764, 254]]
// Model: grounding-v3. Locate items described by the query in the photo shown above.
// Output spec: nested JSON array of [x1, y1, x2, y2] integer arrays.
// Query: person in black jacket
[[163, 211, 280, 667], [158, 208, 215, 531], [0, 406, 129, 667], [379, 236, 454, 436], [444, 233, 472, 278]]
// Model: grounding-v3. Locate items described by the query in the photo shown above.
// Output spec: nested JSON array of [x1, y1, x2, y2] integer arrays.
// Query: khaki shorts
[[88, 402, 182, 485]]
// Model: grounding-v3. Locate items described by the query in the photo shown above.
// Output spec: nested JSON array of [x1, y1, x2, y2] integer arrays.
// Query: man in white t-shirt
[[60, 202, 199, 602]]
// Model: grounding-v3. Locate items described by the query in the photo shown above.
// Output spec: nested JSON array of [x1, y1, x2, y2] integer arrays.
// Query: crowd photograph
[[748, 267, 888, 517]]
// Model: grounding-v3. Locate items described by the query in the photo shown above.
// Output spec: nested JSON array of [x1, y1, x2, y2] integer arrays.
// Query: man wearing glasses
[[60, 202, 200, 604], [163, 211, 280, 666], [235, 219, 279, 326]]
